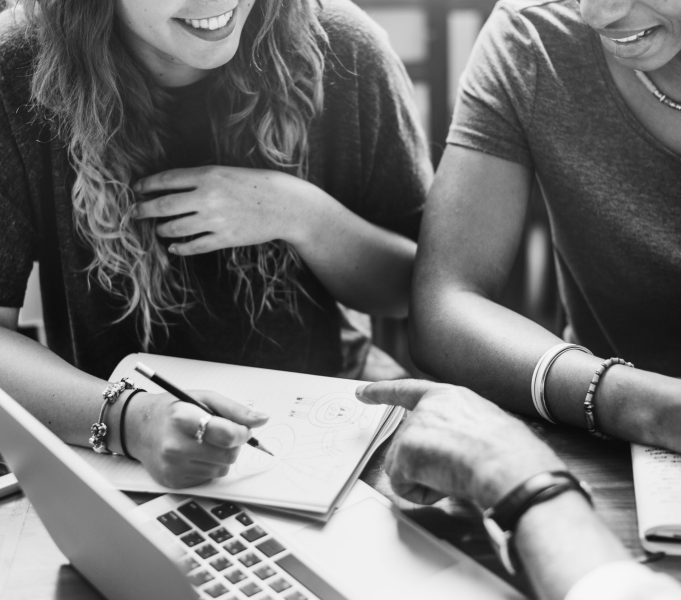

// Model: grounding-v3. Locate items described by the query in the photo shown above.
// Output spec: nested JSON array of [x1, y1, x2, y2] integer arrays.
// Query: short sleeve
[[447, 1, 538, 169], [0, 79, 37, 306], [355, 29, 432, 241]]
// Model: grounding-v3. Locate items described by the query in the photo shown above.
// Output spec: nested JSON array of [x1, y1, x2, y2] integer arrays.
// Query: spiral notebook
[[74, 353, 403, 521]]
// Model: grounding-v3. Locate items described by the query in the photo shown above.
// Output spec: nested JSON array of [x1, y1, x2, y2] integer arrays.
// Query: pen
[[134, 362, 274, 457]]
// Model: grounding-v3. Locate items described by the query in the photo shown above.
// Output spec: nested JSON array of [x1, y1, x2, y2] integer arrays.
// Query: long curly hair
[[23, 0, 327, 348]]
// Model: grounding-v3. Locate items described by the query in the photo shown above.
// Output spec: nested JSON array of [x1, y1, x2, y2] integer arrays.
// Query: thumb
[[196, 391, 270, 428], [355, 379, 451, 411]]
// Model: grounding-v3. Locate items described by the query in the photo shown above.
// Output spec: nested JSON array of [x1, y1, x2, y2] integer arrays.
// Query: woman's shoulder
[[317, 0, 395, 66], [491, 0, 593, 54]]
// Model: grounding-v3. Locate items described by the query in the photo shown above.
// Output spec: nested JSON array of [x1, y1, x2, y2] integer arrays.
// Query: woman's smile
[[173, 6, 239, 42]]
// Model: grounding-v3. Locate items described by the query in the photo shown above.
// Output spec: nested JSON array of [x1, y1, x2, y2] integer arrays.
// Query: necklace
[[635, 70, 681, 112]]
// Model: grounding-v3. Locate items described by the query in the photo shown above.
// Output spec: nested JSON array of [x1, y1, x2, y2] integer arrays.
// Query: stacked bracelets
[[531, 343, 592, 423], [89, 378, 145, 457], [531, 343, 634, 437]]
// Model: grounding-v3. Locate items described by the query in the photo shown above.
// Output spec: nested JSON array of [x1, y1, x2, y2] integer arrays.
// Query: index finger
[[355, 379, 452, 411], [134, 168, 204, 195]]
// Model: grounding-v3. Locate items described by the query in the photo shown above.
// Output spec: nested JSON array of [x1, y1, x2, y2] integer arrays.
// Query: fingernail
[[168, 245, 178, 254], [249, 409, 269, 420], [355, 384, 367, 399]]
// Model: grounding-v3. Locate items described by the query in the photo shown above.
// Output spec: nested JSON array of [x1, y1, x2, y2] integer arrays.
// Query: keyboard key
[[276, 554, 349, 600], [269, 578, 292, 593], [209, 527, 233, 544], [241, 526, 267, 542], [209, 556, 232, 572], [195, 544, 219, 559], [181, 531, 205, 547], [236, 513, 254, 526], [204, 582, 229, 598], [240, 581, 262, 597], [178, 555, 200, 573], [178, 501, 220, 532], [223, 540, 246, 555], [257, 538, 286, 557], [285, 592, 309, 600], [211, 503, 241, 519], [157, 511, 191, 535], [254, 564, 277, 580], [187, 569, 214, 586], [238, 553, 262, 568], [225, 568, 248, 584]]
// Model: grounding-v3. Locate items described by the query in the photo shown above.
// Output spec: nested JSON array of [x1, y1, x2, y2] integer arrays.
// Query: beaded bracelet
[[89, 378, 135, 454], [584, 357, 634, 438], [531, 343, 592, 423], [119, 388, 146, 460]]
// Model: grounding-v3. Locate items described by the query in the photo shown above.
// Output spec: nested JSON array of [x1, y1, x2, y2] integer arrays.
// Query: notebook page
[[631, 443, 681, 554], [75, 353, 402, 518]]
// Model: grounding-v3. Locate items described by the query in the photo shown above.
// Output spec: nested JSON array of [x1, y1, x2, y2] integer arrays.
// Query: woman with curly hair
[[0, 0, 430, 486]]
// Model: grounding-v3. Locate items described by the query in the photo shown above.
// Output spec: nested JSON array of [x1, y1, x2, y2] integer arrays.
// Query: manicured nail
[[355, 384, 367, 399], [168, 245, 178, 254], [249, 410, 269, 420]]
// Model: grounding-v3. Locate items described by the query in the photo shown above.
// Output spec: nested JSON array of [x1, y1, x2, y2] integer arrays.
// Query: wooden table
[[2, 418, 680, 599]]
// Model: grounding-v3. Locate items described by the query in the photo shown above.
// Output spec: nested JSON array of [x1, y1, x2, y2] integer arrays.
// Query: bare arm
[[0, 311, 266, 487], [410, 145, 681, 451], [134, 167, 416, 318]]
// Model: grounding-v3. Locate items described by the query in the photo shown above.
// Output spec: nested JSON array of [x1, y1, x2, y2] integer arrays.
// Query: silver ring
[[195, 415, 212, 445]]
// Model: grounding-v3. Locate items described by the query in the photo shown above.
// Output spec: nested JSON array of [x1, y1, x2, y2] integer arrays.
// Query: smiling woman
[[0, 0, 431, 487]]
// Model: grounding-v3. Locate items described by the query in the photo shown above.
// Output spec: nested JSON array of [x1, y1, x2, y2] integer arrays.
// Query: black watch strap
[[491, 470, 592, 531], [482, 470, 592, 575]]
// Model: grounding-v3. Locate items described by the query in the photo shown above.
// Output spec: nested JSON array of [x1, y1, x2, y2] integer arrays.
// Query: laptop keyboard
[[156, 498, 347, 600]]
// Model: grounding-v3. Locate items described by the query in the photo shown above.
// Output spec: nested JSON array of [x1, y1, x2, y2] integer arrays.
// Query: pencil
[[134, 362, 274, 457]]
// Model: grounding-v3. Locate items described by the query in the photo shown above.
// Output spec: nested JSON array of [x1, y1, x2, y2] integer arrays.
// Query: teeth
[[610, 28, 652, 44], [183, 10, 233, 31]]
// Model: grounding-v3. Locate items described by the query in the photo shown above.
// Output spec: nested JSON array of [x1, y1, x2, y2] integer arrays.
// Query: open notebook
[[631, 443, 681, 555], [74, 353, 403, 521]]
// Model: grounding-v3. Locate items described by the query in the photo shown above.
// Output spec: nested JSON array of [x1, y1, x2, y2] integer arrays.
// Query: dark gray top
[[448, 0, 681, 376], [0, 0, 431, 378]]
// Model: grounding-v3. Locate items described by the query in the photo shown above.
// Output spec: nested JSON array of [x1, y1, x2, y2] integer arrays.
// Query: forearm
[[410, 286, 562, 415], [288, 182, 415, 317], [514, 491, 629, 600], [410, 287, 679, 448], [0, 326, 108, 447]]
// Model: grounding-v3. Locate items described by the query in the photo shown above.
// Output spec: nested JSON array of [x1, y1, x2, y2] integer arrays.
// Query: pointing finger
[[355, 379, 452, 411]]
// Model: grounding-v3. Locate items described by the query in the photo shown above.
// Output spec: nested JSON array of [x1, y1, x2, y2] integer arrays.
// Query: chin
[[184, 45, 240, 71]]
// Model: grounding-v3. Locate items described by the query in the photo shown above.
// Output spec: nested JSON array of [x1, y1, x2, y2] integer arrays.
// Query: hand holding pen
[[134, 363, 274, 457]]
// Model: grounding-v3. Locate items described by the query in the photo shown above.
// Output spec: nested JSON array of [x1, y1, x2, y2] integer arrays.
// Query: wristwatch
[[482, 470, 593, 575]]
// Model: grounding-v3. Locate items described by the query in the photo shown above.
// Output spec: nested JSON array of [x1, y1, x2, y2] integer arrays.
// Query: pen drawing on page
[[230, 392, 380, 486]]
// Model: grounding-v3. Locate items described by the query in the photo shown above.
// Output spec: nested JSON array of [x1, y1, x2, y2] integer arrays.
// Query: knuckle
[[159, 196, 173, 215]]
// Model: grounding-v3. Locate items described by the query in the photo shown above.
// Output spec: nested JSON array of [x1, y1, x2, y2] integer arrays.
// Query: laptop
[[0, 387, 524, 600]]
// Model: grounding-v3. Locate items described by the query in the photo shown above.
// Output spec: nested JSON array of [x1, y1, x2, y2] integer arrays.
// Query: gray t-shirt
[[448, 0, 681, 376]]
